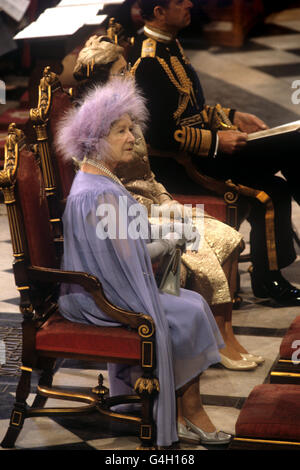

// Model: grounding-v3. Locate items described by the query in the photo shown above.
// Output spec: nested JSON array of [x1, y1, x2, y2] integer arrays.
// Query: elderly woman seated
[[69, 34, 264, 370], [55, 77, 232, 447]]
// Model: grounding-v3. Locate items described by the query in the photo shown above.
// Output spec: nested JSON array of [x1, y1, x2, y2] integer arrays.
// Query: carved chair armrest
[[28, 266, 155, 335]]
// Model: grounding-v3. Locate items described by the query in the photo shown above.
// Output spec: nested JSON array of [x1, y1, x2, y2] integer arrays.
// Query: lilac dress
[[59, 170, 224, 447]]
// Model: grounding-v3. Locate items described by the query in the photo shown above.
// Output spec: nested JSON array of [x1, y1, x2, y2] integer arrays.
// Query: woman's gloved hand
[[162, 222, 200, 251], [146, 236, 183, 261]]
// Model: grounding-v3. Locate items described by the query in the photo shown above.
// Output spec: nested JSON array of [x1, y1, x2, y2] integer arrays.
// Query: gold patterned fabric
[[116, 126, 243, 305], [182, 214, 242, 305]]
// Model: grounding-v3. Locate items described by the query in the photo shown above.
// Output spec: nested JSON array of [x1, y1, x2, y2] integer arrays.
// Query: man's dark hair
[[138, 0, 171, 21]]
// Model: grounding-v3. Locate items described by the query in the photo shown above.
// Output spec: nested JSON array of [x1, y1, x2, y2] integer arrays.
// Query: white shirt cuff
[[213, 133, 219, 158]]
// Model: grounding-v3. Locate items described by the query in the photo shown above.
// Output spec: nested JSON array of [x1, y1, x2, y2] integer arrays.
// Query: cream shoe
[[220, 353, 258, 370], [241, 353, 265, 364]]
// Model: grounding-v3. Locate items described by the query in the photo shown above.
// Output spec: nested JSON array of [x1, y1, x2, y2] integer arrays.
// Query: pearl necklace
[[83, 157, 123, 186]]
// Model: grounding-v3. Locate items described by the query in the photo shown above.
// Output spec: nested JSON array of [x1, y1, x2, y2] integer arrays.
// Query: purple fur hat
[[55, 77, 148, 161]]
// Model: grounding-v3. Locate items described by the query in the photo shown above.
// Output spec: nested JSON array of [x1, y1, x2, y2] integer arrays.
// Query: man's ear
[[153, 5, 166, 20]]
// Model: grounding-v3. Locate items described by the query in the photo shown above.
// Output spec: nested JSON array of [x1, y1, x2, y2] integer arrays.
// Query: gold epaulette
[[130, 38, 157, 76], [141, 37, 157, 58]]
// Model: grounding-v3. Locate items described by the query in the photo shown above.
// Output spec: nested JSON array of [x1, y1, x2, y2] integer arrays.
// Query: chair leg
[[31, 357, 56, 409], [1, 368, 32, 449], [137, 394, 157, 449], [134, 375, 159, 449]]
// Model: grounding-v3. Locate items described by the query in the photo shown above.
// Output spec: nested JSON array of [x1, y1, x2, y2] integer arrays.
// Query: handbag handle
[[171, 248, 181, 274]]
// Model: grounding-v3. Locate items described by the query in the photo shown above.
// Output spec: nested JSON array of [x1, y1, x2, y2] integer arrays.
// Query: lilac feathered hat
[[55, 77, 148, 161]]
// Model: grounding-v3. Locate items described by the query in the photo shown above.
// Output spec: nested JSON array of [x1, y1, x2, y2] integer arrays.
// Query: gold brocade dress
[[115, 126, 243, 305]]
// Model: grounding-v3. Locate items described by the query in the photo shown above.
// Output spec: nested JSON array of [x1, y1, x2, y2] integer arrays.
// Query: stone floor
[[1, 5, 300, 452]]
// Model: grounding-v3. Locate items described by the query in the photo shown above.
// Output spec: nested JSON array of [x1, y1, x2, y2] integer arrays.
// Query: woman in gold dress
[[71, 34, 264, 370]]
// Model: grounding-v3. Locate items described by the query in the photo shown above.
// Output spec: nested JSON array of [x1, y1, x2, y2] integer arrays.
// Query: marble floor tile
[[0, 207, 7, 217], [0, 301, 20, 314], [186, 49, 300, 117], [0, 277, 18, 301], [232, 303, 300, 330], [203, 405, 240, 436], [52, 367, 108, 389], [0, 417, 82, 450], [253, 62, 300, 80], [88, 436, 145, 450], [234, 335, 282, 366], [200, 336, 282, 399], [251, 33, 300, 51], [268, 20, 300, 33], [88, 435, 209, 451], [201, 367, 266, 401], [214, 49, 300, 67], [266, 8, 300, 23], [278, 74, 300, 91]]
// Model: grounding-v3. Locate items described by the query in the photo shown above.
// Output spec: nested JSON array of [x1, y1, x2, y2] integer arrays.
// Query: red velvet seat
[[230, 384, 300, 450], [174, 194, 227, 223], [279, 316, 300, 359], [36, 311, 140, 361], [270, 316, 300, 384]]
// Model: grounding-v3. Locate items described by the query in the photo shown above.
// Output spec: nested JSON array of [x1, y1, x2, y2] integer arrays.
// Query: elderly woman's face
[[106, 113, 135, 164], [109, 55, 128, 78]]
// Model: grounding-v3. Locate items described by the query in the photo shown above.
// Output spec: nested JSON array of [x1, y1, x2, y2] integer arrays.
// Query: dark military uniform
[[129, 28, 297, 275], [129, 32, 234, 192]]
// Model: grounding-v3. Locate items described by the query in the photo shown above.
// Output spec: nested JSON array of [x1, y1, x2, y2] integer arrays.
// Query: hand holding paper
[[233, 111, 268, 133]]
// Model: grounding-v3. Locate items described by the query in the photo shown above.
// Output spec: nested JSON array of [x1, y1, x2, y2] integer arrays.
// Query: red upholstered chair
[[0, 124, 159, 450], [229, 383, 300, 450], [270, 315, 300, 385]]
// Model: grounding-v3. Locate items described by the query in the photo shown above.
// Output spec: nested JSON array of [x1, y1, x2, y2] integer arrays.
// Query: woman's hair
[[73, 35, 124, 82], [55, 77, 148, 162], [138, 0, 171, 20], [73, 35, 124, 98]]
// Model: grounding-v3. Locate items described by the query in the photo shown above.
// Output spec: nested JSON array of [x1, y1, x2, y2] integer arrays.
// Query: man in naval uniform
[[128, 0, 300, 306]]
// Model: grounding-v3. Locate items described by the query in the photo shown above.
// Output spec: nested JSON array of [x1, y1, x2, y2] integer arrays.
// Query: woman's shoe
[[184, 418, 231, 445], [220, 353, 257, 370], [177, 421, 200, 444], [241, 353, 265, 364]]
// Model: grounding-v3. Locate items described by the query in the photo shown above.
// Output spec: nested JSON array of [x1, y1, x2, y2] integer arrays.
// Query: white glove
[[146, 235, 184, 261]]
